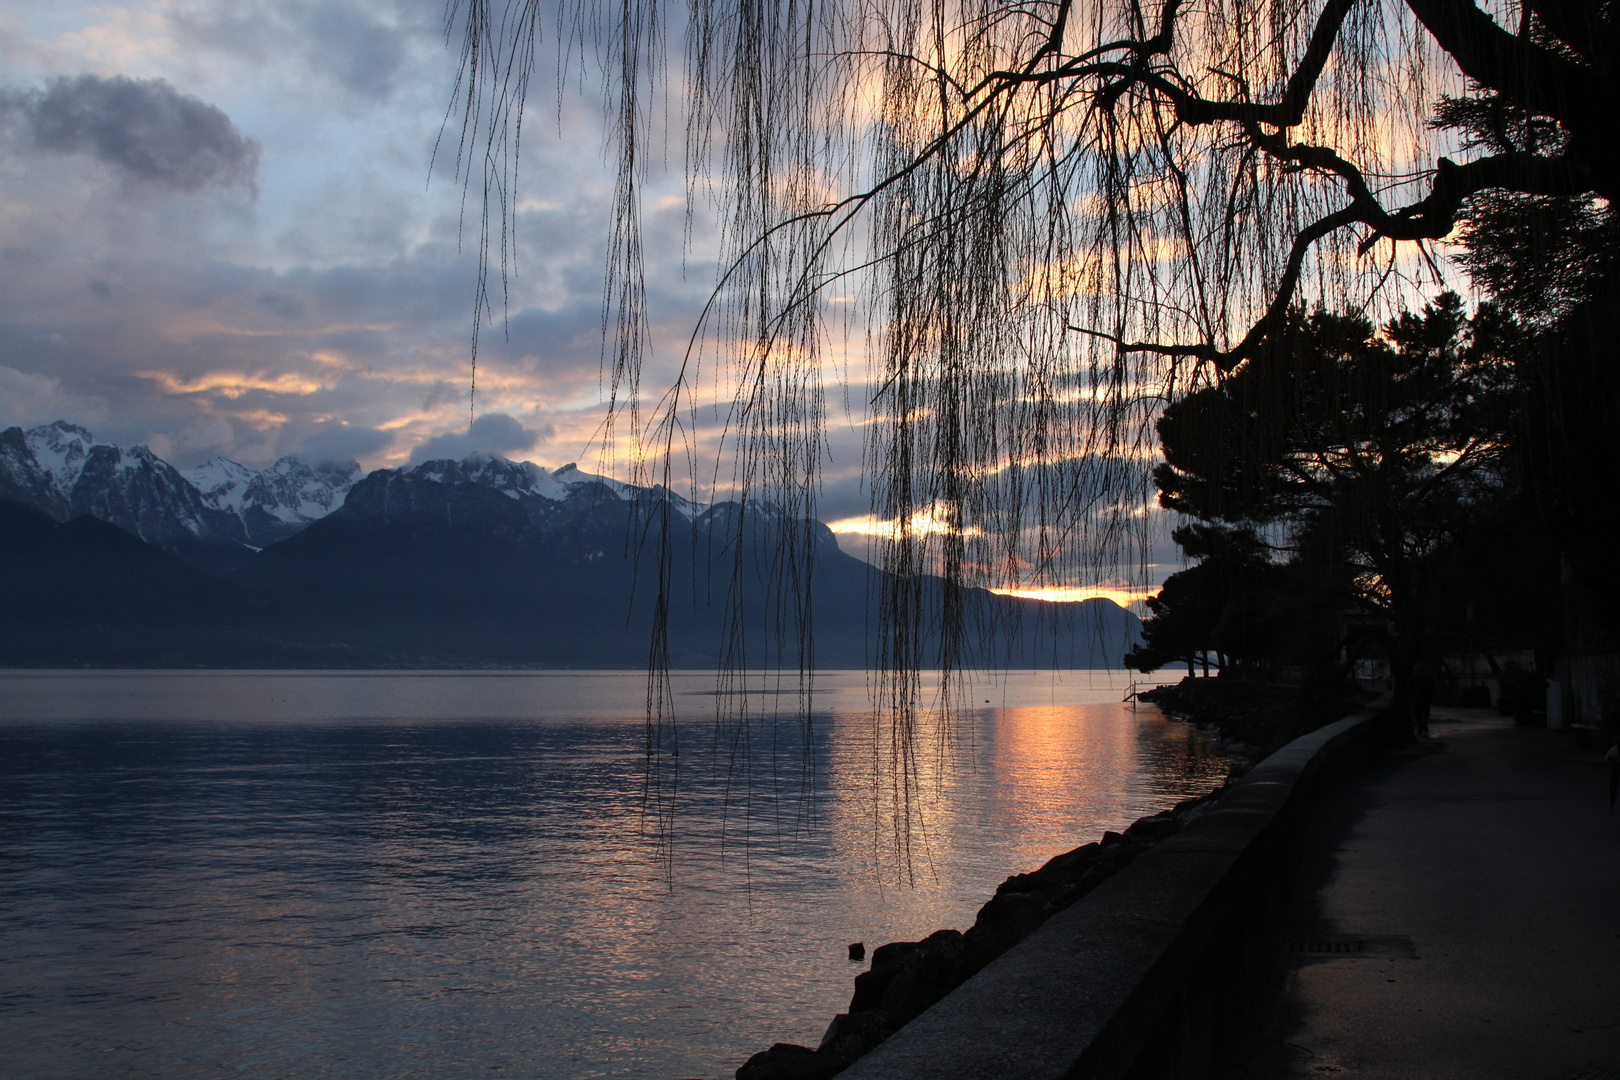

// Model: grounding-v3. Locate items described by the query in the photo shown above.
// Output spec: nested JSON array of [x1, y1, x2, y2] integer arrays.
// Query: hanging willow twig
[[440, 0, 1617, 855]]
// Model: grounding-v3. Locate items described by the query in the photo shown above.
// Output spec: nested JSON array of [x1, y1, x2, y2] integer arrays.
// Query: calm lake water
[[0, 670, 1227, 1079]]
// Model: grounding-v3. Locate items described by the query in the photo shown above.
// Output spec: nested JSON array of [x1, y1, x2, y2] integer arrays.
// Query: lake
[[0, 669, 1226, 1079]]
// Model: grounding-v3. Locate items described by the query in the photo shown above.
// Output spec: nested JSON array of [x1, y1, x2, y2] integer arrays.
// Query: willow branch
[[1403, 0, 1599, 134]]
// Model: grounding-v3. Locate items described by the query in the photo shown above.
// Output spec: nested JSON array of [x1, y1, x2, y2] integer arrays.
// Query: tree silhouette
[[1443, 94, 1620, 639], [1146, 294, 1517, 728], [1125, 523, 1286, 677], [443, 0, 1609, 692]]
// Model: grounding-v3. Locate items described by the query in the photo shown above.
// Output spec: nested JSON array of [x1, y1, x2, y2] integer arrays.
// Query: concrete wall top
[[838, 707, 1383, 1080]]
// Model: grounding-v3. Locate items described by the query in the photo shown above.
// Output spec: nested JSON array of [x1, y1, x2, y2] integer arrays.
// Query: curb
[[838, 702, 1386, 1080]]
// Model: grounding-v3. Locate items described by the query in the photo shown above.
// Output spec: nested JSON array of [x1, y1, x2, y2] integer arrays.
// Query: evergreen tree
[[1140, 296, 1518, 716]]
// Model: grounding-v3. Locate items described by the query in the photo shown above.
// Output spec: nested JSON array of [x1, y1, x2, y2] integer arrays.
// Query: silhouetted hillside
[[0, 472, 1140, 669]]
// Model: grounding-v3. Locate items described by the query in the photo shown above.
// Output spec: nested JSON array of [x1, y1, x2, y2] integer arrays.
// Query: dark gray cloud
[[481, 304, 611, 375], [166, 0, 428, 101], [0, 8, 709, 475], [0, 75, 259, 192], [408, 412, 553, 464], [815, 466, 871, 522], [302, 3, 410, 97], [299, 420, 394, 464]]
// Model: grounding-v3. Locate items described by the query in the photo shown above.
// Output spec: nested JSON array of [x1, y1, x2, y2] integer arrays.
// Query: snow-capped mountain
[[181, 457, 259, 513], [2, 420, 94, 516], [0, 421, 365, 555], [405, 453, 570, 500], [0, 421, 245, 552], [185, 455, 363, 547], [0, 422, 698, 562], [403, 453, 699, 518], [547, 462, 637, 500], [1, 431, 1143, 668]]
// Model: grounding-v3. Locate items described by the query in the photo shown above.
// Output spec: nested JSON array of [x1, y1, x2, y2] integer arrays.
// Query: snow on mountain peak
[[407, 453, 571, 501], [182, 458, 261, 515], [550, 462, 634, 498], [23, 421, 98, 501], [0, 423, 242, 549], [182, 454, 363, 544], [0, 421, 367, 551], [247, 456, 363, 525], [401, 454, 699, 518], [3, 420, 705, 553]]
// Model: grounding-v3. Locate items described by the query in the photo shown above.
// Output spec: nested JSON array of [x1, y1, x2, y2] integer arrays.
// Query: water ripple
[[0, 670, 1225, 1079]]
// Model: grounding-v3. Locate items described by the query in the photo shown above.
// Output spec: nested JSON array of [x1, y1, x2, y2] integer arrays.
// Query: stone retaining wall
[[835, 704, 1385, 1080]]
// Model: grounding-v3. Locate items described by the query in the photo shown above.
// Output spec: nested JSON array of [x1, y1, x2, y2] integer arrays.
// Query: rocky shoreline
[[732, 784, 1230, 1080]]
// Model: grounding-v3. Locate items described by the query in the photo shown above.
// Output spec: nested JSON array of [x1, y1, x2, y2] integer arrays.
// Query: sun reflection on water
[[0, 669, 1225, 1080]]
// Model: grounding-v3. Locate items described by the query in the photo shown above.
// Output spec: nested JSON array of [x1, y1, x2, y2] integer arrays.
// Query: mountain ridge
[[182, 455, 364, 547], [0, 421, 1142, 669]]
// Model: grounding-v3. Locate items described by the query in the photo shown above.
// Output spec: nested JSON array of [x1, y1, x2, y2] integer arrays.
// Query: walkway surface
[[1241, 707, 1620, 1080]]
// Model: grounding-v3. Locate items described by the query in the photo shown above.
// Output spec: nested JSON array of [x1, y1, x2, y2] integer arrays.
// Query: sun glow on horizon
[[826, 509, 983, 540], [989, 585, 1153, 609]]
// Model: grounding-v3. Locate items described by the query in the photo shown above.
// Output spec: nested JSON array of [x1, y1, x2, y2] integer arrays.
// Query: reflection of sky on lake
[[0, 671, 1225, 1079]]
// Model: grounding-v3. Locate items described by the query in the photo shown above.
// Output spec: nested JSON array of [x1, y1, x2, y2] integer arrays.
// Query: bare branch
[[1165, 0, 1361, 128]]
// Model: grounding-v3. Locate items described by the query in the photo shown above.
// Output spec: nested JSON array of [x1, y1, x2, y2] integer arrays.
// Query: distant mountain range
[[183, 454, 363, 547], [0, 421, 1140, 669], [1, 421, 362, 558]]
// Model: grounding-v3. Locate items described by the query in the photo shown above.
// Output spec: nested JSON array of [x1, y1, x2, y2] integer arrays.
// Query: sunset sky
[[1, 2, 715, 465], [0, 0, 1170, 601]]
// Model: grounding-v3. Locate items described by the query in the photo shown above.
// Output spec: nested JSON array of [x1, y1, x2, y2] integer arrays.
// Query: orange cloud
[[141, 370, 328, 398]]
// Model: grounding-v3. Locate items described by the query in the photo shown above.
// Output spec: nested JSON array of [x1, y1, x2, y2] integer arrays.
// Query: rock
[[848, 929, 968, 1021], [992, 842, 1101, 897], [1125, 814, 1180, 841], [878, 929, 966, 1024], [818, 1010, 893, 1058], [736, 1043, 842, 1080], [735, 783, 1234, 1079], [848, 942, 865, 961], [849, 941, 919, 1011], [870, 938, 925, 967]]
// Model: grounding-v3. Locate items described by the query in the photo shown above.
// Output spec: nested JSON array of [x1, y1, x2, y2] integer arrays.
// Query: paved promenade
[[1241, 708, 1620, 1080]]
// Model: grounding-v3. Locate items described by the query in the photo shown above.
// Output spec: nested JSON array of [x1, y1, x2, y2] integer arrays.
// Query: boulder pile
[[735, 787, 1227, 1080]]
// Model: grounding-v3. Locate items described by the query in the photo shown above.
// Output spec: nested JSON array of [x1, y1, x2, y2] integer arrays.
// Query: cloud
[[299, 419, 394, 464], [165, 0, 423, 102], [407, 412, 553, 464], [0, 6, 713, 483], [0, 365, 107, 429], [0, 74, 258, 191]]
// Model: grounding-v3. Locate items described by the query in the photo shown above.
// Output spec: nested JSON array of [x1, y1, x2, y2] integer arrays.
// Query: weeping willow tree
[[439, 0, 1614, 803]]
